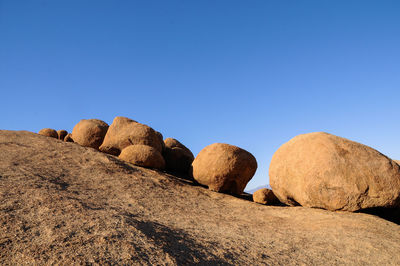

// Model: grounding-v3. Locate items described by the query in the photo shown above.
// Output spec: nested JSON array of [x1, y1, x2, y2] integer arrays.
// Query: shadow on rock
[[358, 208, 400, 225], [123, 212, 234, 265]]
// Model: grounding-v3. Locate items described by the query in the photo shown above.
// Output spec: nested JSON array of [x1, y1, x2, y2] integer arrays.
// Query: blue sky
[[1, 1, 400, 190]]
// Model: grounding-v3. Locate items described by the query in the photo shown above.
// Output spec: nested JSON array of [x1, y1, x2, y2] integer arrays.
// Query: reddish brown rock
[[163, 138, 194, 174], [57, 130, 68, 141], [71, 119, 109, 149], [269, 132, 400, 211], [64, 133, 74, 142], [192, 143, 257, 195], [252, 188, 279, 205], [38, 128, 58, 139], [118, 144, 165, 170], [99, 116, 163, 156]]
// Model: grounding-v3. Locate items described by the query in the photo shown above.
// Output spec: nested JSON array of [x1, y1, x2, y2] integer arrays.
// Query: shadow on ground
[[358, 208, 400, 225], [122, 212, 234, 265]]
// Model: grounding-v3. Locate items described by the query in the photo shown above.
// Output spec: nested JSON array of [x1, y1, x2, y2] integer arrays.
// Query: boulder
[[192, 143, 257, 195], [57, 130, 68, 140], [64, 133, 74, 142], [269, 132, 400, 212], [118, 144, 165, 170], [252, 188, 279, 205], [38, 128, 58, 138], [163, 138, 194, 174], [156, 131, 165, 152], [99, 116, 163, 156], [71, 119, 109, 149]]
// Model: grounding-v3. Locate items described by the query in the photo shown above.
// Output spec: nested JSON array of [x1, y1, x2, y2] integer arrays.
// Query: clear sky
[[1, 1, 400, 191]]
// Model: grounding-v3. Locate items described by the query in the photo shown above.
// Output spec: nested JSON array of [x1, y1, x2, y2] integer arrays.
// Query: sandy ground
[[1, 130, 399, 265]]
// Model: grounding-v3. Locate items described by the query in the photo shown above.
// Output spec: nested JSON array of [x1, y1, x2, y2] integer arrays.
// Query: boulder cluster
[[38, 116, 257, 196], [39, 120, 400, 213]]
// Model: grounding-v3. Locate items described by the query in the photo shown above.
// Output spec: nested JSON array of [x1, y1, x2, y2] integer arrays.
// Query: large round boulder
[[57, 130, 68, 141], [192, 143, 257, 195], [71, 119, 109, 150], [99, 116, 163, 156], [163, 138, 194, 174], [118, 144, 165, 170], [269, 132, 400, 212], [38, 128, 58, 139], [253, 188, 279, 205]]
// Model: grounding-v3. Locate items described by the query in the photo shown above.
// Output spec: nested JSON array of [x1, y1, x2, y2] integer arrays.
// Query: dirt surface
[[1, 130, 399, 265]]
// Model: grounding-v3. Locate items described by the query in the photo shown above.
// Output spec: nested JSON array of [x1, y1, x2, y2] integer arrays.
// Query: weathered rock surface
[[64, 133, 74, 142], [119, 144, 165, 170], [99, 116, 163, 156], [253, 188, 279, 205], [192, 143, 257, 195], [269, 132, 400, 211], [38, 128, 58, 138], [163, 138, 194, 174], [57, 130, 68, 141], [1, 131, 400, 265], [71, 119, 109, 149]]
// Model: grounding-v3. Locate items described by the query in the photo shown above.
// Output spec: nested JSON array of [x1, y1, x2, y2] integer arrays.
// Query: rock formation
[[57, 130, 68, 140], [269, 132, 400, 211], [118, 144, 165, 170], [99, 116, 163, 156], [64, 133, 74, 142], [38, 128, 58, 138], [253, 188, 279, 205], [192, 143, 257, 195], [1, 130, 399, 265], [71, 119, 109, 149], [163, 138, 194, 174]]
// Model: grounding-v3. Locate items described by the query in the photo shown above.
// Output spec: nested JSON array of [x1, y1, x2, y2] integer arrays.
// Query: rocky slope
[[1, 130, 399, 265]]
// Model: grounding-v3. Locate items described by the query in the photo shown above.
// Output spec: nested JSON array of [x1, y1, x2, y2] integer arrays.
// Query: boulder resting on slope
[[192, 143, 257, 195], [269, 132, 400, 211]]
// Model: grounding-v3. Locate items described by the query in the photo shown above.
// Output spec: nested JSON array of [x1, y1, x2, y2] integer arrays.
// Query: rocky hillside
[[1, 130, 400, 265]]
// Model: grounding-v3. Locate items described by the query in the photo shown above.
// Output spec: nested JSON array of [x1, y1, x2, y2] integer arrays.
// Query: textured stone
[[252, 188, 279, 205], [72, 119, 109, 149], [99, 116, 163, 156], [192, 143, 257, 195], [57, 130, 68, 141], [269, 132, 400, 211], [64, 133, 74, 142], [163, 138, 194, 174], [118, 144, 165, 170], [38, 128, 58, 139]]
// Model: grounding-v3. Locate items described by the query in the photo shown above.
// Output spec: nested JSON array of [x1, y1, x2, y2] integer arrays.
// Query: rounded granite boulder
[[192, 143, 257, 195], [252, 188, 279, 205], [71, 119, 109, 149], [118, 144, 165, 170], [99, 116, 163, 156], [38, 128, 58, 139], [269, 132, 400, 212], [163, 138, 194, 174], [57, 130, 68, 141]]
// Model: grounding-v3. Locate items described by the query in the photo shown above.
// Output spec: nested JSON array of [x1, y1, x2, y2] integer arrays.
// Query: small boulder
[[192, 143, 257, 195], [253, 188, 279, 205], [119, 144, 165, 170], [99, 116, 163, 156], [269, 132, 400, 211], [57, 130, 68, 140], [163, 138, 194, 174], [64, 133, 74, 142], [38, 128, 58, 139], [71, 119, 109, 149]]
